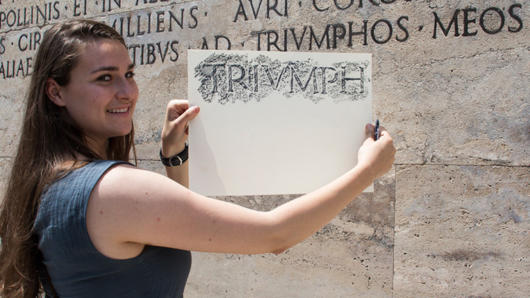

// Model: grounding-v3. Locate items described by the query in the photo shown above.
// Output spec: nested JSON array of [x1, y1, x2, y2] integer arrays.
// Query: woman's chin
[[112, 123, 134, 137]]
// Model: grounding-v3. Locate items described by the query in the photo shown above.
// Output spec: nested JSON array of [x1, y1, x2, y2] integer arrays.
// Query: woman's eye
[[126, 71, 135, 79], [97, 74, 112, 82]]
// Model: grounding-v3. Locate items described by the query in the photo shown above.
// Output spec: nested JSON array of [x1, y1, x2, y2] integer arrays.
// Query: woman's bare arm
[[86, 125, 394, 257]]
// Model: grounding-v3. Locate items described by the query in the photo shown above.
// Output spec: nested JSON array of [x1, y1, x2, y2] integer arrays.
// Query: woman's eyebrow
[[91, 66, 117, 73], [91, 64, 135, 73]]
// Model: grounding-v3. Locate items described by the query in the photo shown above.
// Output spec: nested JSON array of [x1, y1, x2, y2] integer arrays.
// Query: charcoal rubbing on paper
[[194, 53, 370, 104]]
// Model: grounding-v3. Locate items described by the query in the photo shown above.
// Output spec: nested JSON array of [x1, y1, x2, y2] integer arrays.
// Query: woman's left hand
[[161, 99, 200, 157]]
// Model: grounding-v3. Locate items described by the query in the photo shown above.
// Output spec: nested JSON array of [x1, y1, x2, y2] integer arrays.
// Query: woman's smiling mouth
[[107, 107, 129, 113]]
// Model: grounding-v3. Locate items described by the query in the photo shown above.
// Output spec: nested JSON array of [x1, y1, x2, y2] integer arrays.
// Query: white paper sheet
[[188, 50, 372, 196]]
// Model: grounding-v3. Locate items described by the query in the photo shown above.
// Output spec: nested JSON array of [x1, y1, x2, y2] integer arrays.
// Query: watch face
[[170, 156, 183, 166]]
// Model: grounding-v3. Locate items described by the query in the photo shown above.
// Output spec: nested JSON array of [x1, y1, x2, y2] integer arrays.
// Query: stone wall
[[0, 0, 528, 296]]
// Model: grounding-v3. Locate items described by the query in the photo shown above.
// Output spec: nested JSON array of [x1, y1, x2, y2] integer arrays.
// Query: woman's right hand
[[161, 100, 200, 157], [356, 123, 396, 180]]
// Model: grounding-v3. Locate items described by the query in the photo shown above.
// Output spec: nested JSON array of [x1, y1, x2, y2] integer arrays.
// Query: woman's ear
[[46, 78, 66, 107]]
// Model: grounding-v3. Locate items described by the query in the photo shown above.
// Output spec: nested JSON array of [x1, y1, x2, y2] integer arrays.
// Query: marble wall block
[[394, 165, 529, 297]]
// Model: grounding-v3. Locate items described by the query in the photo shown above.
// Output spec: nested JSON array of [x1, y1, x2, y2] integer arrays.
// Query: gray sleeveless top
[[33, 160, 191, 297]]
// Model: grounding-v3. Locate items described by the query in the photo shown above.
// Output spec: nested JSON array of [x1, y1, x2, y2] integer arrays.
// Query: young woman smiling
[[0, 20, 395, 297]]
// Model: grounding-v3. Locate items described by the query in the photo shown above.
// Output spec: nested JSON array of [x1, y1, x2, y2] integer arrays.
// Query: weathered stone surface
[[138, 161, 395, 297], [394, 165, 530, 297], [2, 0, 529, 296], [1, 1, 528, 164], [0, 0, 196, 33], [0, 91, 24, 156], [131, 0, 528, 166], [0, 157, 12, 201], [380, 46, 529, 166]]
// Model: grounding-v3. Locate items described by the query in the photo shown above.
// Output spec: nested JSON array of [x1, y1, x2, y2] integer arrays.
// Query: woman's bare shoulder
[[97, 163, 185, 196], [86, 163, 192, 256], [84, 164, 148, 259]]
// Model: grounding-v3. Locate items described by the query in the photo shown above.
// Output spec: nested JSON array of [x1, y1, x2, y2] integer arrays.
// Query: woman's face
[[53, 39, 138, 150]]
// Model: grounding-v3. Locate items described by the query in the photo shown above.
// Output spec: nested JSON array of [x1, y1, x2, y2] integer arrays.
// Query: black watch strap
[[160, 143, 189, 167]]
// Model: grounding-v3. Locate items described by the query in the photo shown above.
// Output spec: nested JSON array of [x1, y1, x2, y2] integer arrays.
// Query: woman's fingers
[[174, 106, 200, 134], [365, 123, 375, 139], [364, 123, 388, 141], [166, 99, 190, 122], [161, 100, 200, 156], [165, 100, 200, 131], [378, 128, 391, 140]]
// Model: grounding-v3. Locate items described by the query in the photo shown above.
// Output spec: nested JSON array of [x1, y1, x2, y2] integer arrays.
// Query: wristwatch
[[160, 143, 189, 167]]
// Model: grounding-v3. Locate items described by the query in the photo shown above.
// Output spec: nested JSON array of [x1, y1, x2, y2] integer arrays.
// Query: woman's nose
[[115, 77, 138, 101]]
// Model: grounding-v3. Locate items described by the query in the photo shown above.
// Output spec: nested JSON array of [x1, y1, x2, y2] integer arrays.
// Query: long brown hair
[[0, 19, 137, 297]]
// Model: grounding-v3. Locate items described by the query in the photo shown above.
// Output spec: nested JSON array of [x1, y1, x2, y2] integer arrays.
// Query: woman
[[0, 20, 395, 297]]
